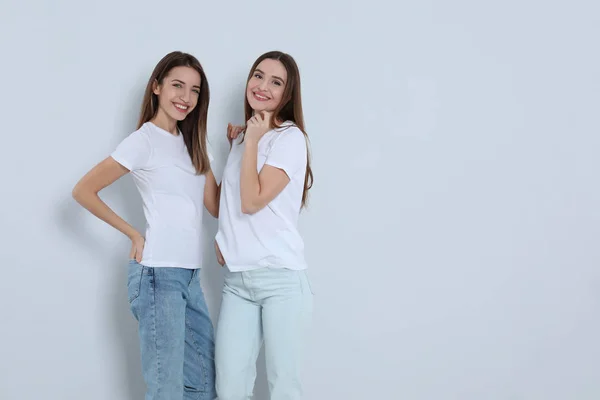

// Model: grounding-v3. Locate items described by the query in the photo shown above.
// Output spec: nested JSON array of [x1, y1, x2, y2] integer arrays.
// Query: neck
[[151, 110, 179, 135]]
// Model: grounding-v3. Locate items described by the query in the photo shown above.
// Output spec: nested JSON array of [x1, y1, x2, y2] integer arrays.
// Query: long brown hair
[[244, 51, 313, 207], [138, 51, 210, 174]]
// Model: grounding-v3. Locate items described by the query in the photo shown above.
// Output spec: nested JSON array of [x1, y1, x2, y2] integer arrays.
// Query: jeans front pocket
[[127, 260, 145, 304], [300, 270, 315, 295], [189, 268, 199, 285]]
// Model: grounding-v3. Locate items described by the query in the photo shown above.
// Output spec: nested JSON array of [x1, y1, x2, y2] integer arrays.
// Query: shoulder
[[274, 121, 302, 134], [265, 123, 307, 165], [136, 122, 156, 141], [116, 123, 154, 155], [120, 122, 151, 142], [272, 123, 305, 146]]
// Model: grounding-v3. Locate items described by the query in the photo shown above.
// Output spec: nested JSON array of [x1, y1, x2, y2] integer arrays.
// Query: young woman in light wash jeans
[[72, 51, 219, 400], [214, 51, 315, 400]]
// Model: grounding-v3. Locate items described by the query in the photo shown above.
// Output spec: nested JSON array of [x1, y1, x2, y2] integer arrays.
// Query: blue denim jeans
[[215, 267, 313, 400], [127, 260, 216, 400]]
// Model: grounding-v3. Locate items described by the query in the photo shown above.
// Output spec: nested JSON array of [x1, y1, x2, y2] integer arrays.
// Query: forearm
[[240, 140, 261, 213], [206, 184, 221, 218], [204, 170, 220, 218], [216, 183, 222, 211], [73, 190, 140, 239]]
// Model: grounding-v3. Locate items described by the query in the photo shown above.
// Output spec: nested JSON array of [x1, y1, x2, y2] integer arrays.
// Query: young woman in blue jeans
[[214, 51, 315, 400], [72, 51, 218, 400]]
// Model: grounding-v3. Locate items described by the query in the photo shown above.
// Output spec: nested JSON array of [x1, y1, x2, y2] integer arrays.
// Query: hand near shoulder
[[227, 123, 245, 148]]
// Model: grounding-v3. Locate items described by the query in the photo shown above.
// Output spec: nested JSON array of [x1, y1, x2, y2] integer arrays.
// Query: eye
[[254, 73, 263, 79], [273, 80, 282, 86], [173, 83, 183, 88], [193, 89, 200, 95]]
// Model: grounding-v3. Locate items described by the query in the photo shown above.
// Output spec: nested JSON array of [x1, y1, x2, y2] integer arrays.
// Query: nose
[[258, 79, 269, 91], [180, 90, 191, 104]]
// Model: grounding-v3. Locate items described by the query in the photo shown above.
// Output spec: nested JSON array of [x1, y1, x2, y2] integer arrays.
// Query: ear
[[152, 80, 160, 95]]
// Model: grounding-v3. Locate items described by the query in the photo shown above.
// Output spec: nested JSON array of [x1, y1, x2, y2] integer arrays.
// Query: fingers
[[257, 111, 272, 123], [135, 238, 144, 263], [227, 123, 233, 141], [228, 123, 245, 141], [129, 236, 145, 263], [247, 113, 271, 126], [234, 126, 244, 138], [232, 125, 243, 139], [135, 245, 143, 263], [215, 241, 225, 266], [228, 123, 237, 140]]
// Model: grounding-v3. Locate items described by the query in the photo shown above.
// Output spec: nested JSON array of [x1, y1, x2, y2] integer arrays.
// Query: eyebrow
[[172, 79, 201, 89], [255, 69, 285, 84]]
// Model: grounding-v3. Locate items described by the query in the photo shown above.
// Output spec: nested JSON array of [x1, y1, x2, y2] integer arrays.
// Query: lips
[[252, 92, 270, 101], [173, 103, 189, 113]]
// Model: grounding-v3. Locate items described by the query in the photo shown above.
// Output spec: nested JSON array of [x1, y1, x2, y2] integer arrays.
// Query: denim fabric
[[127, 260, 216, 400], [215, 267, 313, 400]]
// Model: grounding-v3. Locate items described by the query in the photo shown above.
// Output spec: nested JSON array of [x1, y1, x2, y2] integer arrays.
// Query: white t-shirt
[[216, 123, 308, 272], [111, 122, 212, 269]]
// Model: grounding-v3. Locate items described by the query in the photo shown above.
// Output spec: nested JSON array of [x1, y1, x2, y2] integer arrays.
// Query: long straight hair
[[138, 51, 210, 174], [244, 51, 313, 207]]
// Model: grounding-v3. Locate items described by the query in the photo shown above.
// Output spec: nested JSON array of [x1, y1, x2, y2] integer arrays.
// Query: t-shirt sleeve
[[110, 132, 152, 171], [264, 127, 307, 179]]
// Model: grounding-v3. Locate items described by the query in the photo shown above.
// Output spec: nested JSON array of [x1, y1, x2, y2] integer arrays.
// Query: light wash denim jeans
[[127, 260, 216, 400], [215, 267, 313, 400]]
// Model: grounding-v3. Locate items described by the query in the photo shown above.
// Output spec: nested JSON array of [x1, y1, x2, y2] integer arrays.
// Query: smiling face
[[153, 66, 202, 122], [246, 58, 288, 113]]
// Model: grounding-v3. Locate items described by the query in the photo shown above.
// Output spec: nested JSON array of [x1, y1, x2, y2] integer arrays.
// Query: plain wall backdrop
[[1, 1, 599, 399]]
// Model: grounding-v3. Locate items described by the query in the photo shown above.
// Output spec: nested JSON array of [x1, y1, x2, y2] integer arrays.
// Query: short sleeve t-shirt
[[111, 122, 212, 269], [216, 122, 308, 272]]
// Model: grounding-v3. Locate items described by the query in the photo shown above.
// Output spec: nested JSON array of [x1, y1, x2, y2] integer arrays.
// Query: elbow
[[72, 184, 83, 203], [72, 183, 95, 205], [241, 201, 258, 215], [241, 204, 254, 215], [241, 192, 266, 215]]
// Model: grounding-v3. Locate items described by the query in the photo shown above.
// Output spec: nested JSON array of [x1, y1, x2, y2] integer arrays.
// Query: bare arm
[[204, 123, 246, 218], [214, 240, 225, 266], [72, 157, 145, 261], [240, 140, 290, 214], [203, 169, 220, 218]]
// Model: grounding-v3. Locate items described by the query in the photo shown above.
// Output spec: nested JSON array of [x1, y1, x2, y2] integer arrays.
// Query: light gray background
[[1, 1, 599, 399]]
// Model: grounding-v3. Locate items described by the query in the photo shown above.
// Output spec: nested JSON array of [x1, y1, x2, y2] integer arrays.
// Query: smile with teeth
[[174, 103, 189, 112], [253, 92, 270, 101]]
